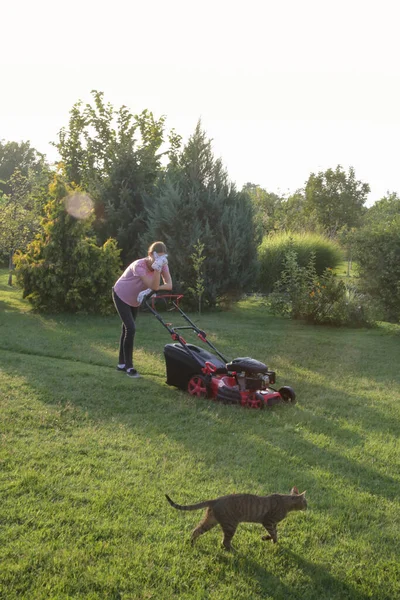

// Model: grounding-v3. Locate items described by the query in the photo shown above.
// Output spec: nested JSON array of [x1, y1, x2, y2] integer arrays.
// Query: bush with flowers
[[269, 247, 371, 326]]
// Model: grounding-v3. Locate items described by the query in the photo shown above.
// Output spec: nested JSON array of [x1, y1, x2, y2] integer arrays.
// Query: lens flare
[[65, 193, 94, 220]]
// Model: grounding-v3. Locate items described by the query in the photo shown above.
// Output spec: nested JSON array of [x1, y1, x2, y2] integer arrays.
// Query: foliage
[[187, 239, 206, 313], [354, 211, 400, 322], [14, 174, 121, 314], [258, 231, 343, 293], [0, 139, 50, 197], [304, 165, 370, 237], [0, 140, 52, 272], [1, 270, 400, 599], [53, 90, 179, 264], [0, 170, 41, 285], [269, 247, 371, 326], [275, 190, 319, 233], [143, 122, 258, 307], [363, 191, 400, 225], [242, 183, 282, 241]]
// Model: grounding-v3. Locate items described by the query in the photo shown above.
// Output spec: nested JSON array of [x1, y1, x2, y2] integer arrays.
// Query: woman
[[112, 241, 172, 378]]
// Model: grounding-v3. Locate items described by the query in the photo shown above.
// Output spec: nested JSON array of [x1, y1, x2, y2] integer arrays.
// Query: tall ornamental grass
[[258, 232, 343, 293]]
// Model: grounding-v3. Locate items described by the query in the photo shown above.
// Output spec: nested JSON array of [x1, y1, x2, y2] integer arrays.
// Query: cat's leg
[[220, 522, 238, 551], [191, 508, 218, 546], [261, 522, 277, 543]]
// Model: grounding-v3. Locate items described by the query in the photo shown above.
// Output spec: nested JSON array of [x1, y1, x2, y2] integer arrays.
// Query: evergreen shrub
[[14, 175, 121, 314], [258, 231, 342, 293], [143, 123, 258, 308]]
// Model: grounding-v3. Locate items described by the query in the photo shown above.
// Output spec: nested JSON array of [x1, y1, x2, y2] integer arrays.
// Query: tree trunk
[[8, 249, 14, 286]]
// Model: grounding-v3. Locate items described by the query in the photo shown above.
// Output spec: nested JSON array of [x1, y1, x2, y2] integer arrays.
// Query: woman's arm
[[158, 269, 172, 292], [139, 268, 172, 292], [139, 269, 165, 291]]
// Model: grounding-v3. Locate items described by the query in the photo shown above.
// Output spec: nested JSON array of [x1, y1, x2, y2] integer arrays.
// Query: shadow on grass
[[1, 280, 399, 599], [0, 301, 123, 369], [205, 546, 371, 600], [283, 549, 371, 600], [1, 283, 399, 503], [1, 342, 399, 506]]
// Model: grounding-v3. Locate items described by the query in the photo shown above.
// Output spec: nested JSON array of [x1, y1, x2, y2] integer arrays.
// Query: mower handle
[[145, 292, 229, 365]]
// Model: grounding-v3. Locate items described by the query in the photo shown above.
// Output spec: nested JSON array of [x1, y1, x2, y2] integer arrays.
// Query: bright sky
[[2, 0, 399, 206]]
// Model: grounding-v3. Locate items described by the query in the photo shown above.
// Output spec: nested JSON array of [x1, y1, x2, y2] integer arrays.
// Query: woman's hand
[[151, 254, 168, 271], [137, 288, 153, 304]]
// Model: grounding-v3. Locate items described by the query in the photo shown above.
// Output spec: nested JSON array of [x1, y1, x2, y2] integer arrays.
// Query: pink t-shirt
[[113, 257, 170, 307]]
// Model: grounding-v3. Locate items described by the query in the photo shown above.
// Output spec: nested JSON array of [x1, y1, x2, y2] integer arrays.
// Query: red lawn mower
[[145, 293, 296, 409]]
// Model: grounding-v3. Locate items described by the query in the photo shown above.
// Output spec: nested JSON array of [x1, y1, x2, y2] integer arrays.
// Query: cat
[[165, 486, 307, 551]]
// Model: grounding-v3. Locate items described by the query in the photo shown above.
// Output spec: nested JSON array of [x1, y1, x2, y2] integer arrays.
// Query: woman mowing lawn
[[112, 241, 173, 378]]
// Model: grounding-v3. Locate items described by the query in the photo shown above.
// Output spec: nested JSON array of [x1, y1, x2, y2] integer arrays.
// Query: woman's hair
[[148, 241, 167, 255]]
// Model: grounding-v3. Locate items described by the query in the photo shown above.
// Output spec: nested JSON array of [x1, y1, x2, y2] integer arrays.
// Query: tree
[[275, 190, 316, 233], [354, 211, 400, 322], [53, 90, 175, 263], [14, 173, 121, 314], [0, 140, 48, 196], [0, 140, 52, 272], [143, 122, 258, 307], [305, 166, 370, 237], [363, 192, 400, 224], [242, 183, 282, 241], [0, 170, 40, 285]]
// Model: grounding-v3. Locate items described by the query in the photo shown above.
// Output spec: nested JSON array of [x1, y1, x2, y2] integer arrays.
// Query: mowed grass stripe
[[1, 271, 400, 599]]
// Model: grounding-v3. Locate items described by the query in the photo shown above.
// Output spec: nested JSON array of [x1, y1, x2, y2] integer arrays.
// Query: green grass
[[1, 270, 400, 600], [333, 260, 361, 284]]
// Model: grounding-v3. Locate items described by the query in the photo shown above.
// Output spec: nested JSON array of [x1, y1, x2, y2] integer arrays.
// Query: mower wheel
[[278, 386, 297, 404], [187, 375, 210, 398], [246, 393, 264, 410]]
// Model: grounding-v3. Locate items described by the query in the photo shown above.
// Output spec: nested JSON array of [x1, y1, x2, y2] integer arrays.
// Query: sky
[[1, 0, 400, 206]]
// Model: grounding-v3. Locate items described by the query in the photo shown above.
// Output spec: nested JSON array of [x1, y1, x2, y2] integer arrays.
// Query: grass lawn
[[333, 260, 360, 284], [1, 269, 399, 600]]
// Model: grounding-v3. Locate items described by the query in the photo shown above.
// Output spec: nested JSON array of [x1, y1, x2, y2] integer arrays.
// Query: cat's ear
[[301, 491, 306, 496], [290, 486, 299, 495]]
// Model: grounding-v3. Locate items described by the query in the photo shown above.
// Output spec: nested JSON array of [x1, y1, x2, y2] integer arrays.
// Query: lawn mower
[[144, 293, 296, 409]]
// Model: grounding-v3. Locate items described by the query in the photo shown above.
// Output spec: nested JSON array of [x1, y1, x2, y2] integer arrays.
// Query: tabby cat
[[165, 486, 307, 551]]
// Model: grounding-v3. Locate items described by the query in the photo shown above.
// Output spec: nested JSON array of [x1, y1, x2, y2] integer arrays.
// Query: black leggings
[[112, 288, 138, 370]]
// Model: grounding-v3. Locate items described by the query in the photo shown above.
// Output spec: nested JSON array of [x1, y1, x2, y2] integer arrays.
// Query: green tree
[[354, 212, 400, 322], [0, 140, 48, 196], [14, 173, 121, 314], [275, 190, 317, 233], [0, 139, 52, 269], [242, 183, 282, 241], [363, 192, 400, 224], [0, 170, 40, 285], [305, 166, 370, 237], [53, 90, 174, 263], [143, 122, 258, 307]]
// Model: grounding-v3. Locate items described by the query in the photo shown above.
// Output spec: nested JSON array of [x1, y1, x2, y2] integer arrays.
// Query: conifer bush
[[258, 231, 342, 293], [143, 123, 258, 307], [14, 175, 121, 314]]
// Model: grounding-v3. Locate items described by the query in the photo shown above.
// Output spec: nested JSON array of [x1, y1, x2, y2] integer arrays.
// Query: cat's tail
[[165, 494, 215, 511]]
